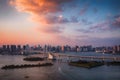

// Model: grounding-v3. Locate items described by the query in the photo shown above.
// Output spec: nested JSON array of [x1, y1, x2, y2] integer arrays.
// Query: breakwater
[[23, 57, 45, 61], [1, 63, 53, 69]]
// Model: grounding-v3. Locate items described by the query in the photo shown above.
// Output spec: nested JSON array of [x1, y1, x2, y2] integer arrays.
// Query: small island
[[23, 57, 45, 61], [1, 63, 53, 69], [106, 61, 120, 66], [69, 60, 104, 68]]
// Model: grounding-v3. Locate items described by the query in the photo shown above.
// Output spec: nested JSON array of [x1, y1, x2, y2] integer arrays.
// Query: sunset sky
[[0, 0, 120, 46]]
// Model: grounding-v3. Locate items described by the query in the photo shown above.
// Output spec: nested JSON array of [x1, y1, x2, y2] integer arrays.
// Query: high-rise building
[[2, 45, 7, 51], [117, 45, 120, 52], [10, 45, 17, 52], [23, 44, 30, 50], [7, 45, 10, 51], [61, 46, 65, 52], [17, 45, 21, 51], [87, 45, 92, 51], [112, 45, 120, 54], [26, 44, 30, 50], [23, 45, 26, 50]]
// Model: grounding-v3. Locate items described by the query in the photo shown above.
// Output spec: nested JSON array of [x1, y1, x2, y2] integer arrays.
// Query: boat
[[48, 53, 56, 60]]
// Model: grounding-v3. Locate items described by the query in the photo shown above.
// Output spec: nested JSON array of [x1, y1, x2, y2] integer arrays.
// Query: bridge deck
[[52, 53, 120, 61], [22, 50, 120, 61]]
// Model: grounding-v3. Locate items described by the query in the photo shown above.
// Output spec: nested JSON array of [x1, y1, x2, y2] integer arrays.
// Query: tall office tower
[[7, 45, 10, 52], [3, 45, 7, 51], [17, 45, 21, 51], [113, 45, 118, 53], [10, 45, 17, 52]]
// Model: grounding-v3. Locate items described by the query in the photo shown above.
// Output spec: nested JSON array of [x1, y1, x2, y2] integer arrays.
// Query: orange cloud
[[10, 0, 62, 14], [8, 0, 77, 45], [10, 0, 72, 24]]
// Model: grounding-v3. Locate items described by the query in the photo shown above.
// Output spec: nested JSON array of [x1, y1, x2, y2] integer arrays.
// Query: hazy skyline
[[0, 0, 120, 46]]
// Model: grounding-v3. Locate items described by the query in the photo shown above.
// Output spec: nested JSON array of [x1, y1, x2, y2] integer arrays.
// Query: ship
[[48, 53, 56, 60]]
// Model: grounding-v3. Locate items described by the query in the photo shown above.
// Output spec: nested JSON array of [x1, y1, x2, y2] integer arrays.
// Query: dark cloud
[[93, 8, 98, 13], [35, 15, 80, 24], [79, 3, 89, 15], [112, 15, 120, 28], [81, 19, 92, 25], [39, 26, 64, 34], [43, 15, 70, 24], [70, 16, 79, 23], [90, 15, 120, 31], [113, 14, 120, 18], [89, 20, 110, 31], [77, 15, 120, 33], [76, 29, 93, 33]]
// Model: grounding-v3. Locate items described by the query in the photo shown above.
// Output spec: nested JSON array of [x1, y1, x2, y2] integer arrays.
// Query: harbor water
[[0, 52, 120, 80]]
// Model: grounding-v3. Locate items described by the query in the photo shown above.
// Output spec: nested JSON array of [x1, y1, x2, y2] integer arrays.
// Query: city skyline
[[0, 0, 120, 46]]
